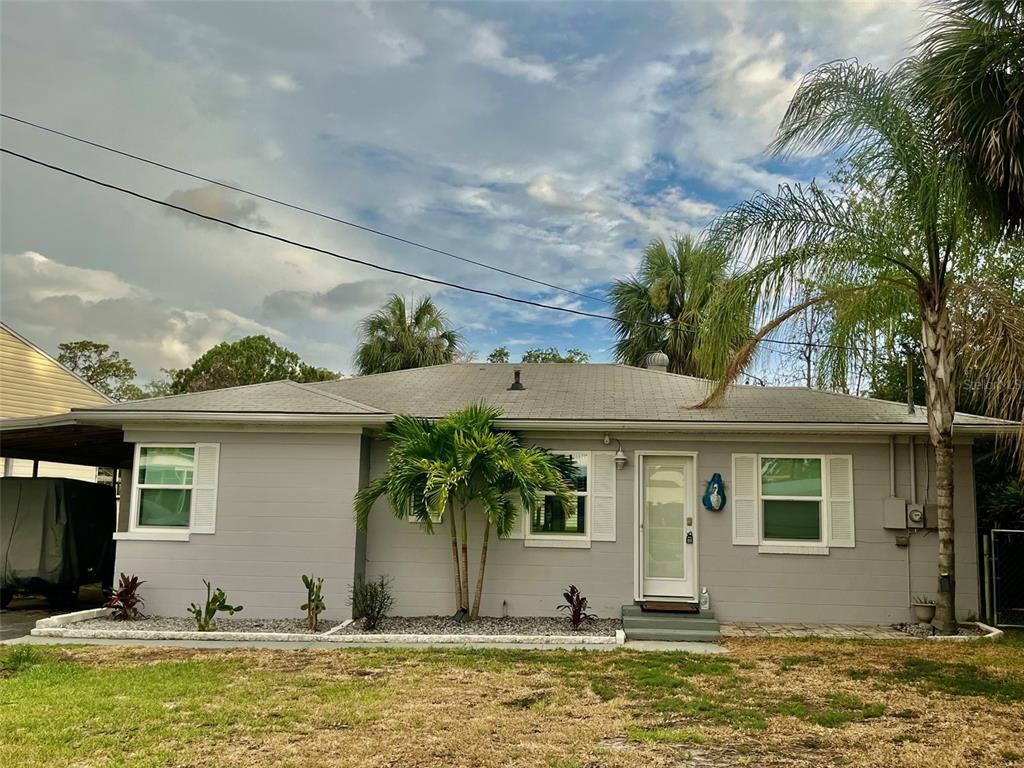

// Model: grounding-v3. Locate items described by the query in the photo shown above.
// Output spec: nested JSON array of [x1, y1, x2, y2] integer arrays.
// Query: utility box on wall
[[883, 497, 908, 529]]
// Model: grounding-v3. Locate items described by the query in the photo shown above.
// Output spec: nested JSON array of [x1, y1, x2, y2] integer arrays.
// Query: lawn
[[1, 635, 1023, 767]]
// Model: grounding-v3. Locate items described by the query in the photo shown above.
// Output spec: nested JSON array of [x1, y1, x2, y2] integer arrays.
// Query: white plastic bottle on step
[[699, 587, 710, 612]]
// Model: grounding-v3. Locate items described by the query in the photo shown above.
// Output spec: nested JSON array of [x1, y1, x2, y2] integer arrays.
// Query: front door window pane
[[644, 458, 686, 580]]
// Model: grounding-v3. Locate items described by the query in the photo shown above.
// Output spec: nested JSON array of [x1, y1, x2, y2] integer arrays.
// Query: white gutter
[[909, 436, 918, 506], [2, 412, 1015, 436], [497, 419, 1017, 435]]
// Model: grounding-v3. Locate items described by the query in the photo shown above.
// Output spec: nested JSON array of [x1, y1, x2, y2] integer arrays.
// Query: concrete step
[[624, 627, 722, 642], [622, 615, 721, 631], [621, 604, 715, 619]]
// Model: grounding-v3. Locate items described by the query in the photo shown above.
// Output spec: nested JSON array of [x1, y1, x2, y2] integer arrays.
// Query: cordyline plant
[[106, 573, 146, 621], [699, 53, 1024, 635], [354, 403, 575, 619], [558, 585, 597, 631], [188, 580, 243, 631]]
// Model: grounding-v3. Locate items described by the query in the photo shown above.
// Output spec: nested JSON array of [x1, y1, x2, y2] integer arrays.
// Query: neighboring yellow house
[[0, 322, 112, 481]]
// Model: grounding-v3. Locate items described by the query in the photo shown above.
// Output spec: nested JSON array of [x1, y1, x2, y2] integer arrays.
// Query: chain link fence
[[990, 529, 1024, 628]]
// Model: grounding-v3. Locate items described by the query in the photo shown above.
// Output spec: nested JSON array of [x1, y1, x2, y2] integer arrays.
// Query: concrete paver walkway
[[720, 621, 908, 640]]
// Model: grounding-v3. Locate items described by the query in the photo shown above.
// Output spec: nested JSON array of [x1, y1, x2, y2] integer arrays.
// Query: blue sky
[[1, 1, 927, 381]]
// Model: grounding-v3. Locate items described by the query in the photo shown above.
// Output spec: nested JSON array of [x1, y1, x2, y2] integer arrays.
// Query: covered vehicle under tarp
[[1, 477, 116, 606]]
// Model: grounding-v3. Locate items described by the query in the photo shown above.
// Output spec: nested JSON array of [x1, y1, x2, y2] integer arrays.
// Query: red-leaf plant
[[558, 584, 597, 631], [106, 573, 146, 621]]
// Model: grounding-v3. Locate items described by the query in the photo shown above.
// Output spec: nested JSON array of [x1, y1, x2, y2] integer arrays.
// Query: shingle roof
[[80, 364, 1009, 427], [94, 379, 384, 414], [307, 364, 1001, 425]]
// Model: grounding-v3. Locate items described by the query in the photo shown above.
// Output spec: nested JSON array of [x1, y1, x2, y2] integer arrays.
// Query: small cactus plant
[[188, 580, 242, 631], [301, 574, 326, 631]]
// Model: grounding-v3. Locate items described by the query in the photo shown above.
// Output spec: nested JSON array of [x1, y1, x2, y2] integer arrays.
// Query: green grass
[[0, 647, 387, 767], [892, 657, 1024, 701]]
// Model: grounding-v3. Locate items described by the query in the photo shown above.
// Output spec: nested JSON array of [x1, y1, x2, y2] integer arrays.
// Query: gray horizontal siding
[[365, 434, 980, 625], [114, 430, 363, 620]]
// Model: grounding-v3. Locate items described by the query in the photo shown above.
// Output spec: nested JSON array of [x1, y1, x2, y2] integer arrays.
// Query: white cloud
[[1, 251, 284, 377], [266, 72, 299, 92], [440, 9, 556, 83]]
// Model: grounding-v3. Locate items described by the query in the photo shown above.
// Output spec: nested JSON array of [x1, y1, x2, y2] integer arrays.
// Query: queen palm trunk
[[921, 300, 958, 634], [448, 503, 465, 613], [459, 501, 470, 611], [471, 523, 490, 619]]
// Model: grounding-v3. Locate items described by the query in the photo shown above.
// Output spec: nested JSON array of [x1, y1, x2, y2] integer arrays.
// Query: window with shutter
[[590, 451, 617, 542], [126, 442, 220, 539], [731, 452, 855, 554]]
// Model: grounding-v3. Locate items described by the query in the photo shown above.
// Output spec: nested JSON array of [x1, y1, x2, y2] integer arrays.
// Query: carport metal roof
[[0, 416, 131, 468]]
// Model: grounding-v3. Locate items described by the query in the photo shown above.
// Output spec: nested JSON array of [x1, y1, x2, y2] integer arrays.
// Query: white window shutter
[[826, 454, 855, 547], [590, 451, 616, 542], [732, 453, 758, 545], [191, 443, 220, 534]]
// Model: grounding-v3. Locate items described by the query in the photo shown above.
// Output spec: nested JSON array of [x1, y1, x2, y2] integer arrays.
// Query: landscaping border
[[31, 611, 626, 646], [925, 621, 1003, 641]]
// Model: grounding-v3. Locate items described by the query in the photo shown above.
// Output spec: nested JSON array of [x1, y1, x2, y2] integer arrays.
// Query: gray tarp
[[1, 478, 115, 589]]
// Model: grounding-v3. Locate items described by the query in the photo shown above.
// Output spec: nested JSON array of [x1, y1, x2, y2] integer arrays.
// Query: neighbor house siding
[[0, 324, 109, 481], [113, 429, 364, 620], [363, 433, 979, 624]]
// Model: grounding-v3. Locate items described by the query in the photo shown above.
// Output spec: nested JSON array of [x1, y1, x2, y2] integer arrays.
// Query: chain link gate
[[991, 529, 1024, 628]]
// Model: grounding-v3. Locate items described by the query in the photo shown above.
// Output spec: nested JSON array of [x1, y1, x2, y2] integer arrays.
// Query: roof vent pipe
[[644, 351, 669, 373], [508, 369, 525, 390]]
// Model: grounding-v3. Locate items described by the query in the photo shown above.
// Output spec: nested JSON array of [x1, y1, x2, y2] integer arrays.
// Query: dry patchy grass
[[1, 634, 1022, 767]]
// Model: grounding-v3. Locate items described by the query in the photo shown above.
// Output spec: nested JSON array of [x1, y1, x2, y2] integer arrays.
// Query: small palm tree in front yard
[[354, 404, 574, 618]]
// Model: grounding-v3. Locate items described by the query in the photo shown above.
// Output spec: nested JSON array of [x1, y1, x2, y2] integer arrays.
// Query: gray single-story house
[[1, 362, 1012, 630]]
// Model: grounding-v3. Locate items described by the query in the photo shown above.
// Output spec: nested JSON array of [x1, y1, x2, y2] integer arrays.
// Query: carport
[[0, 414, 132, 470]]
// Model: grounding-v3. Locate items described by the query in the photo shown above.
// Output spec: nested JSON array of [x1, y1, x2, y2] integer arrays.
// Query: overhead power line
[[1, 146, 874, 355], [0, 112, 609, 305]]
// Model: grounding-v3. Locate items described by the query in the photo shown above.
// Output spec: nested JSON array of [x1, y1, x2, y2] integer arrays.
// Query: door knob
[[686, 531, 694, 544]]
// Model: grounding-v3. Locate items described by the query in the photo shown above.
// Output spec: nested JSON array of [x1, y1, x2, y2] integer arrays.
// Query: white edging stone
[[926, 621, 1003, 641], [34, 607, 109, 629], [30, 625, 618, 646]]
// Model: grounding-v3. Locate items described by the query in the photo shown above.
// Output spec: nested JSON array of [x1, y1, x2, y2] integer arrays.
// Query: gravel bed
[[75, 615, 620, 637], [76, 616, 340, 634], [335, 616, 621, 636], [893, 622, 987, 638]]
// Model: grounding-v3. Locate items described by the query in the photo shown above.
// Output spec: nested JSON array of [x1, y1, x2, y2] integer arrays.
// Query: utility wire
[[1, 146, 875, 355], [0, 112, 610, 305]]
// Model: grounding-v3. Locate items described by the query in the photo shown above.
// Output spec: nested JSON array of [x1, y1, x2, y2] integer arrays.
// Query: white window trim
[[757, 453, 829, 553], [126, 443, 197, 539], [525, 450, 591, 549]]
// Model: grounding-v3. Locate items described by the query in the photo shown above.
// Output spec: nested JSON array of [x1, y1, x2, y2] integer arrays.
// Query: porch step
[[624, 627, 722, 642], [620, 604, 721, 642]]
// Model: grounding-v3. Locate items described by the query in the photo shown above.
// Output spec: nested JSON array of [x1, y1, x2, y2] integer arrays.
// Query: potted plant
[[911, 596, 936, 624]]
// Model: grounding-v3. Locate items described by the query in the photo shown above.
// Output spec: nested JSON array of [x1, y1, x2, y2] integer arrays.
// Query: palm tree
[[354, 295, 463, 375], [609, 236, 749, 377], [914, 0, 1024, 232], [354, 404, 573, 618], [701, 60, 1024, 634]]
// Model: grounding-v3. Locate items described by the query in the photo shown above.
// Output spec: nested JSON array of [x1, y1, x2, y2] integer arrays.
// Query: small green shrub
[[0, 646, 42, 674], [188, 580, 243, 631], [301, 574, 326, 631], [349, 575, 393, 630]]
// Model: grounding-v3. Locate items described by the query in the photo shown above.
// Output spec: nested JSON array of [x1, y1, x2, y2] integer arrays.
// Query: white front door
[[640, 454, 696, 599]]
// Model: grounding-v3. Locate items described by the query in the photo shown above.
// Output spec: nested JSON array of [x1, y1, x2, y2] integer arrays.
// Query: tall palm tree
[[701, 60, 1024, 634], [354, 294, 463, 375], [609, 236, 749, 376], [354, 405, 573, 618], [915, 0, 1024, 232]]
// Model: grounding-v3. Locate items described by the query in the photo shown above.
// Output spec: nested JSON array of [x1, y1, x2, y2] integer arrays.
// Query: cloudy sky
[[1, 1, 928, 381]]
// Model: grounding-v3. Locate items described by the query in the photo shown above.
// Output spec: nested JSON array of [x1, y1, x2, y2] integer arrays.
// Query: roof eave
[[497, 418, 1018, 435], [2, 411, 394, 430]]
